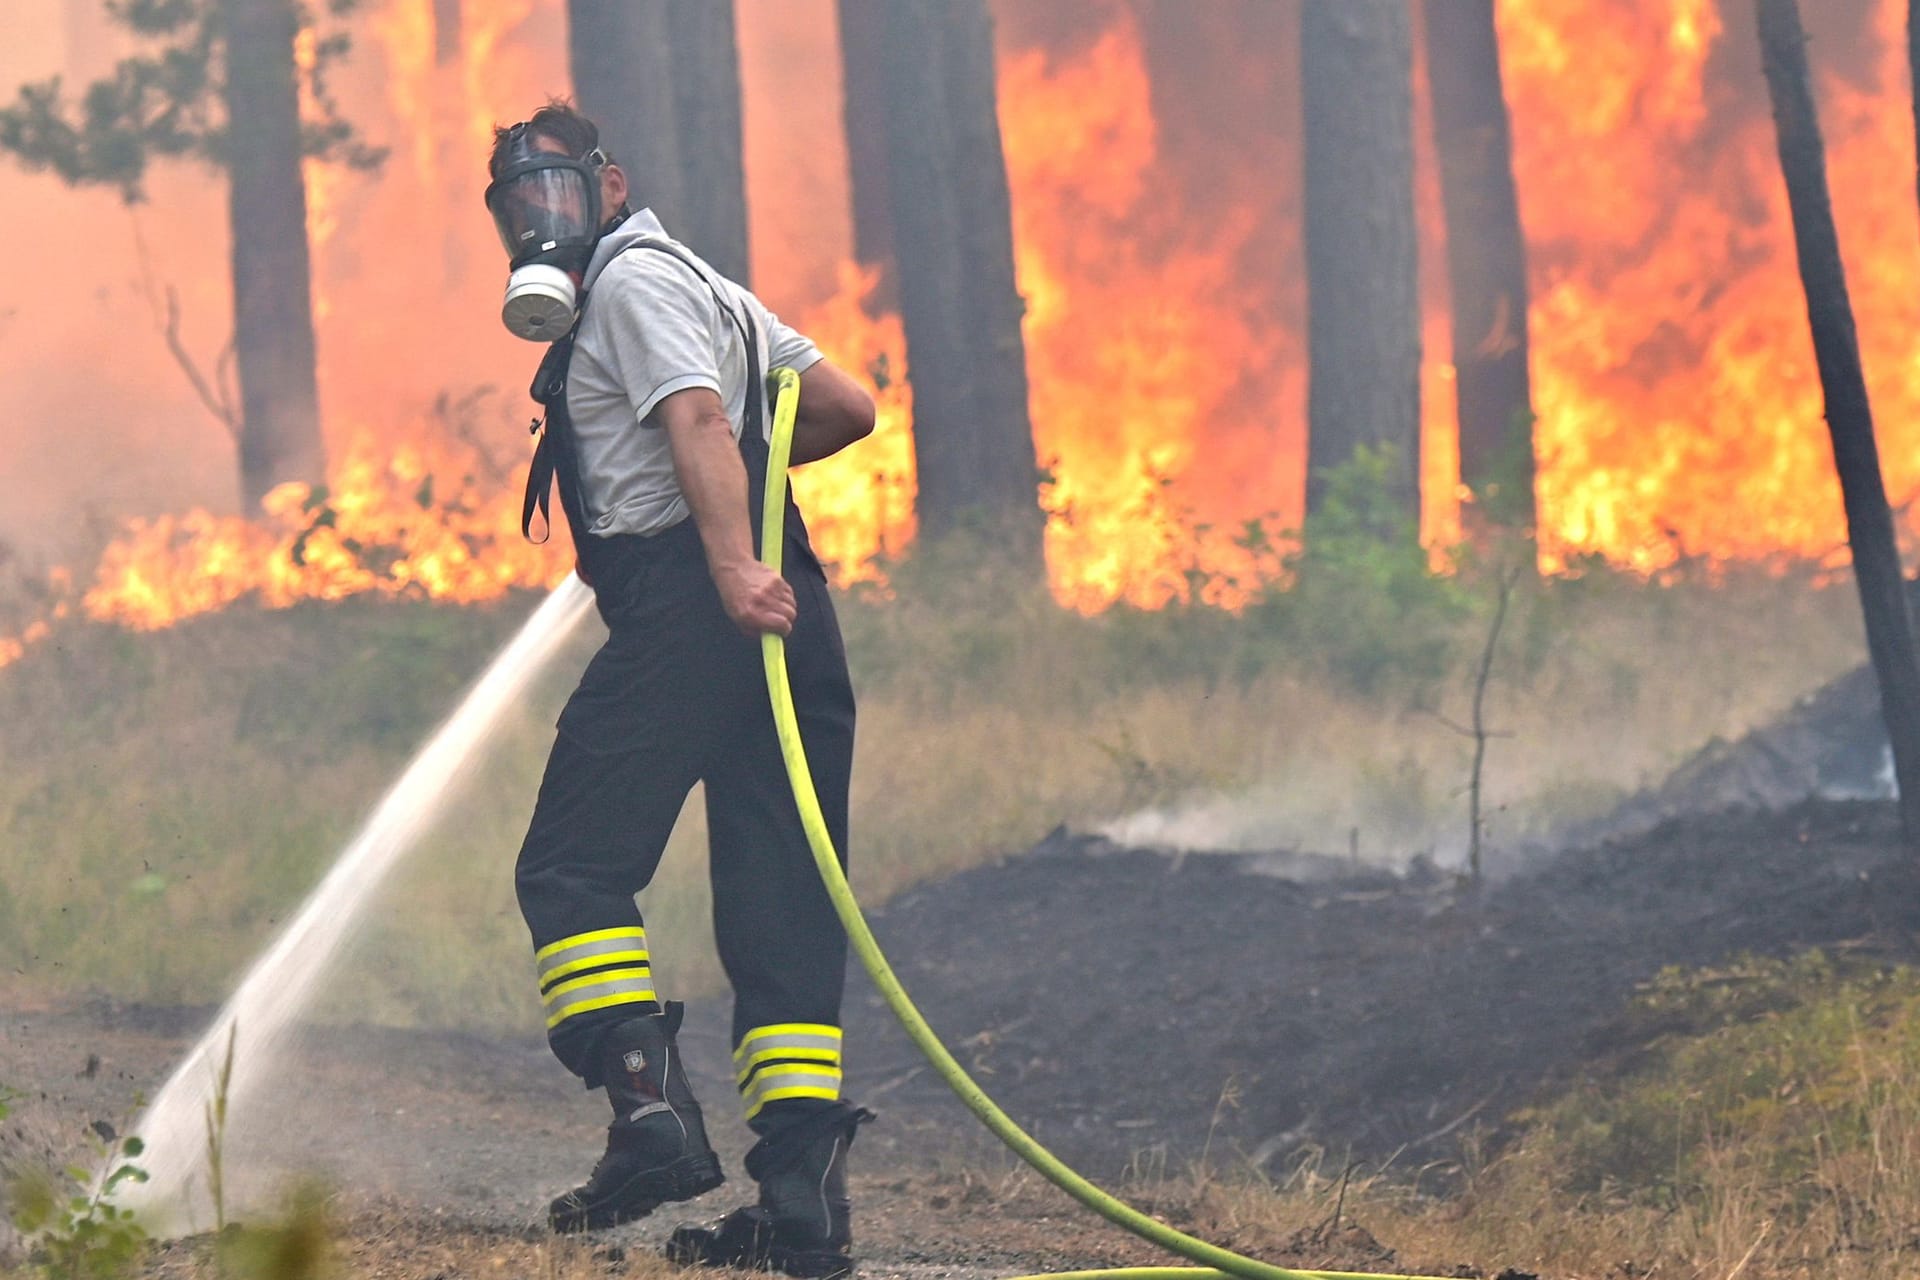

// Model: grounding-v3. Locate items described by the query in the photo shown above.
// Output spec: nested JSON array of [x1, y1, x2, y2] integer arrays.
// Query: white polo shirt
[[564, 209, 824, 538]]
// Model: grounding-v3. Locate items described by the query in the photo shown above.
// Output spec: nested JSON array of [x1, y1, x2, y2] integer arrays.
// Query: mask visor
[[487, 164, 599, 265]]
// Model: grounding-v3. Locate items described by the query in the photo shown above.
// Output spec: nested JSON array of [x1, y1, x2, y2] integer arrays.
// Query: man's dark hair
[[489, 100, 608, 177]]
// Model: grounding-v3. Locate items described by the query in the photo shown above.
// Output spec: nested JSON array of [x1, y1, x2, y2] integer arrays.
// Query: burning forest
[[16, 4, 1920, 1279], [2, 0, 1918, 657]]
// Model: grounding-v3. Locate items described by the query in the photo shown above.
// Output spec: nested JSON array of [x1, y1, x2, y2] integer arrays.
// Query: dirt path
[[4, 799, 1909, 1277]]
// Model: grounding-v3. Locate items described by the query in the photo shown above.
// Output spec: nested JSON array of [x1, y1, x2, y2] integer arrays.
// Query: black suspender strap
[[521, 330, 580, 545], [520, 240, 777, 553]]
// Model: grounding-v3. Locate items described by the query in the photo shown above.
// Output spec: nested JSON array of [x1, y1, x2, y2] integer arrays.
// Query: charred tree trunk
[[837, 0, 898, 308], [1425, 0, 1534, 527], [667, 0, 751, 283], [1759, 0, 1920, 851], [221, 0, 324, 510], [1302, 0, 1421, 525], [878, 0, 974, 538], [878, 0, 1044, 566], [568, 0, 684, 228], [941, 0, 1041, 554]]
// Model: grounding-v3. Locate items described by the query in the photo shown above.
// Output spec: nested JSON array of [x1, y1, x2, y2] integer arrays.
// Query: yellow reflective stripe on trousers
[[543, 969, 656, 1027], [735, 1045, 840, 1088], [732, 1023, 842, 1067], [740, 1063, 842, 1119], [535, 927, 648, 980], [540, 947, 651, 988]]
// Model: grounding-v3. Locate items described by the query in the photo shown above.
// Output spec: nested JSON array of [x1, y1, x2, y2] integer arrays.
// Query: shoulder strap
[[520, 239, 773, 547], [520, 327, 583, 544], [625, 239, 768, 443]]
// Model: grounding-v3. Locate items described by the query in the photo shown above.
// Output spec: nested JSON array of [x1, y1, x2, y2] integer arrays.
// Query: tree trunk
[[1759, 0, 1920, 852], [567, 0, 684, 229], [878, 0, 1044, 565], [220, 0, 325, 511], [667, 0, 750, 284], [432, 0, 460, 65], [939, 0, 1042, 558], [1425, 0, 1534, 527], [837, 0, 897, 307], [877, 0, 973, 536], [1301, 0, 1421, 525], [1910, 0, 1920, 243]]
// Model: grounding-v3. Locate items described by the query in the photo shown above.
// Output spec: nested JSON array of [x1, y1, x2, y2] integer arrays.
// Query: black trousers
[[515, 516, 855, 1122]]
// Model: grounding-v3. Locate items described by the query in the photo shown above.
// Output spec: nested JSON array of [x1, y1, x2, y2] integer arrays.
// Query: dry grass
[[0, 555, 1871, 1033]]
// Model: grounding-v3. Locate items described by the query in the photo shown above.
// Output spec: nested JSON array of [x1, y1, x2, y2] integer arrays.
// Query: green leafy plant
[[0, 0, 383, 202], [1254, 443, 1471, 695], [8, 1120, 150, 1280]]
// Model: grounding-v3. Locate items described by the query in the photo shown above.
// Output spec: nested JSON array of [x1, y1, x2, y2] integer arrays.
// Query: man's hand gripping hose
[[758, 365, 1483, 1280]]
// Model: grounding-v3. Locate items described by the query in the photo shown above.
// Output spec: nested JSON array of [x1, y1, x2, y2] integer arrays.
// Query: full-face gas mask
[[485, 123, 612, 341]]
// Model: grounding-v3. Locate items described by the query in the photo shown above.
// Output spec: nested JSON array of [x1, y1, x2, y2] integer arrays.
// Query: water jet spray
[[119, 576, 594, 1233]]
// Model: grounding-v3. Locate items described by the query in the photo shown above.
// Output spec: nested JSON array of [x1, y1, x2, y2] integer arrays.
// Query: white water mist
[[120, 575, 596, 1234]]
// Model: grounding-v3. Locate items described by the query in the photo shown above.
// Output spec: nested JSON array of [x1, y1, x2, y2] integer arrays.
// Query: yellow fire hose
[[756, 367, 1470, 1280]]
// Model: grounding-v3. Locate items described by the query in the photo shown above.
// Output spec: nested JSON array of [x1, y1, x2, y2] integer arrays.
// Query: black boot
[[666, 1102, 873, 1279], [549, 1002, 726, 1233]]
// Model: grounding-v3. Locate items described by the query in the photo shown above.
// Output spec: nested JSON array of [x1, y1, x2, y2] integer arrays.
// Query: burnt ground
[[842, 799, 1920, 1179], [3, 798, 1917, 1278]]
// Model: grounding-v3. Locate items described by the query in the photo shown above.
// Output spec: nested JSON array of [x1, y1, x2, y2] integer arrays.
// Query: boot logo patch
[[622, 1050, 663, 1100], [626, 1100, 672, 1123]]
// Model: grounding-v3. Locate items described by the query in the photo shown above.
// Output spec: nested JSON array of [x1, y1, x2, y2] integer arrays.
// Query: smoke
[[1096, 570, 1876, 878], [737, 0, 853, 316], [4, 0, 1919, 595], [0, 10, 238, 562]]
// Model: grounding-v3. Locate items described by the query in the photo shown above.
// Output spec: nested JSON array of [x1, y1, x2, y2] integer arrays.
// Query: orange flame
[[788, 265, 917, 581], [81, 425, 563, 631], [1504, 0, 1919, 571], [11, 0, 1920, 667], [1001, 19, 1292, 611]]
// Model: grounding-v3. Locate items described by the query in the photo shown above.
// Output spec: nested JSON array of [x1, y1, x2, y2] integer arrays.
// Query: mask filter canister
[[502, 264, 579, 342]]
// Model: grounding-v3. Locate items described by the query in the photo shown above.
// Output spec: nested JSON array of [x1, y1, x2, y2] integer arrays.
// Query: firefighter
[[485, 102, 876, 1279]]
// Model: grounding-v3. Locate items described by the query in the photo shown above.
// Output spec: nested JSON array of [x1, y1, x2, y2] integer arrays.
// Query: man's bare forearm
[[658, 388, 796, 635], [665, 407, 757, 575]]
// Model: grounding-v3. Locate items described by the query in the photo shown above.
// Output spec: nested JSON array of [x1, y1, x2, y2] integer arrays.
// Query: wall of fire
[[1, 0, 1917, 620]]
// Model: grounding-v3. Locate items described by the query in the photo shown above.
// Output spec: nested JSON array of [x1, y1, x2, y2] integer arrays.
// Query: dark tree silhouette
[[1301, 0, 1421, 526], [567, 1, 751, 283], [1426, 0, 1534, 527], [1760, 0, 1920, 851], [870, 0, 1044, 566], [0, 0, 382, 510], [1911, 0, 1920, 244], [837, 0, 897, 307], [666, 0, 750, 284], [567, 0, 684, 226], [224, 0, 322, 506]]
